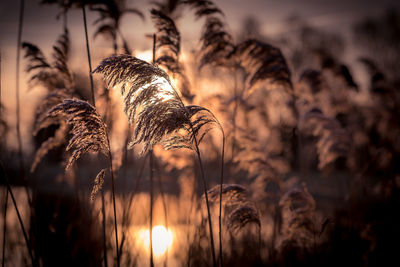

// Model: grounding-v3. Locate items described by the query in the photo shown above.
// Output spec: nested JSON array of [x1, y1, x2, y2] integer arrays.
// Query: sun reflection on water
[[138, 225, 173, 257]]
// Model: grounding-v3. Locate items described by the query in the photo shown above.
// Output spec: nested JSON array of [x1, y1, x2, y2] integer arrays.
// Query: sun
[[139, 225, 173, 257]]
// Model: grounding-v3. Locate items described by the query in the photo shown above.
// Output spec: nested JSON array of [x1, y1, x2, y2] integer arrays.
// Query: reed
[[94, 54, 227, 266]]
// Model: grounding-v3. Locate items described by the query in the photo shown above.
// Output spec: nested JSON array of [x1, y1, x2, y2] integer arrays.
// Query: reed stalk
[[148, 33, 156, 267], [16, 0, 33, 207], [82, 3, 119, 266], [0, 162, 35, 267], [218, 134, 225, 267], [149, 150, 154, 267], [107, 144, 120, 267], [101, 190, 109, 267], [191, 132, 217, 267]]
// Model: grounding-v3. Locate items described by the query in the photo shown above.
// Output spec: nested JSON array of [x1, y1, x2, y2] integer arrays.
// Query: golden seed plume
[[36, 98, 109, 170], [90, 168, 107, 201], [94, 55, 220, 154]]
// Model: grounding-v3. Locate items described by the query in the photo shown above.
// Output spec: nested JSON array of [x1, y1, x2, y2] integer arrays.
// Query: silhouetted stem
[[148, 33, 156, 267], [82, 3, 111, 267], [81, 3, 95, 106], [149, 150, 154, 267], [107, 144, 120, 267], [192, 134, 217, 267], [0, 162, 35, 267], [15, 0, 32, 206], [218, 134, 225, 267], [231, 72, 238, 161], [101, 189, 109, 267]]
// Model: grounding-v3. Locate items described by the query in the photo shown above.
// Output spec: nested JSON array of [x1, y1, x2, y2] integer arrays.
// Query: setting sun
[[139, 225, 173, 257]]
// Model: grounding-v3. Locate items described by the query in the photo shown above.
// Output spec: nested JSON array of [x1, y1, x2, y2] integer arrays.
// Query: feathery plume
[[359, 57, 393, 95], [314, 49, 358, 91], [52, 28, 73, 89], [152, 0, 182, 17], [93, 55, 220, 153], [279, 183, 316, 248], [34, 89, 72, 131], [206, 183, 260, 233], [91, 0, 144, 54], [36, 98, 109, 169], [151, 9, 180, 58], [233, 130, 290, 201], [151, 8, 193, 101], [22, 42, 55, 89], [184, 0, 234, 69], [297, 69, 327, 95], [90, 168, 106, 201], [226, 204, 260, 233], [22, 42, 51, 72], [31, 123, 69, 173], [207, 184, 248, 207], [30, 89, 72, 172], [299, 108, 351, 169], [22, 28, 73, 91], [233, 39, 292, 94], [199, 16, 234, 69], [295, 69, 333, 115], [183, 0, 223, 18], [95, 54, 223, 266]]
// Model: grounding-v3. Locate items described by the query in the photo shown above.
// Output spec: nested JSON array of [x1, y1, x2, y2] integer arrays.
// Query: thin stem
[[2, 189, 8, 267], [82, 6, 112, 267], [0, 162, 35, 267], [81, 2, 95, 106], [218, 134, 225, 267], [101, 189, 109, 267], [149, 150, 154, 267], [231, 71, 238, 161], [152, 33, 156, 64], [15, 0, 24, 174], [167, 70, 220, 266], [192, 135, 217, 267], [148, 33, 156, 267], [16, 0, 32, 206], [107, 144, 120, 267]]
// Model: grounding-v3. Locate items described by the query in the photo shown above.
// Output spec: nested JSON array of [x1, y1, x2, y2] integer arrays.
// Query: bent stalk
[[192, 133, 217, 267]]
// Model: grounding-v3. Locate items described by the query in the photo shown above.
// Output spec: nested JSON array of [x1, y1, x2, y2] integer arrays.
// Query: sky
[[0, 0, 399, 151]]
